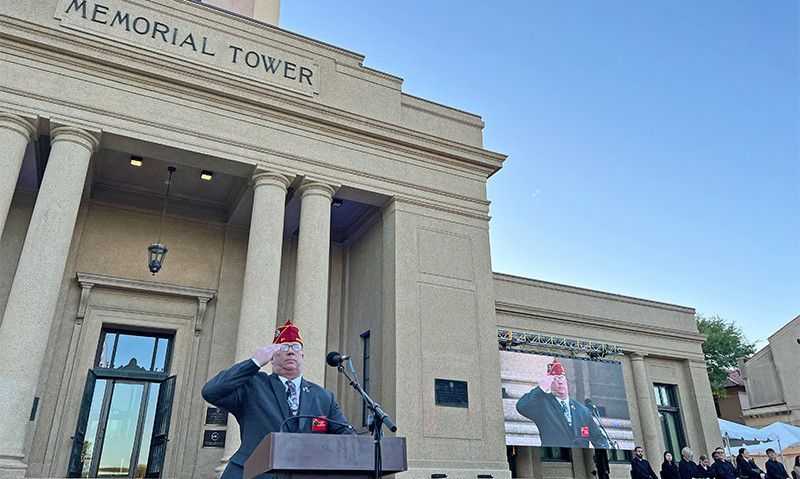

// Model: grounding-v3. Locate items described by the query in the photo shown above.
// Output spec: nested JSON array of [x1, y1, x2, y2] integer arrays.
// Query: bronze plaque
[[205, 407, 228, 425], [434, 379, 468, 408], [203, 429, 226, 448]]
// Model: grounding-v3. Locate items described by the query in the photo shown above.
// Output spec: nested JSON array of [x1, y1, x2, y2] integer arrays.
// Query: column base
[[0, 453, 27, 478], [215, 456, 231, 478]]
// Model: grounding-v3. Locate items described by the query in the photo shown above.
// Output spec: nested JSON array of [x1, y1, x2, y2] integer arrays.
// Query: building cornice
[[742, 404, 793, 418], [0, 17, 506, 176], [493, 272, 696, 313], [495, 301, 707, 345]]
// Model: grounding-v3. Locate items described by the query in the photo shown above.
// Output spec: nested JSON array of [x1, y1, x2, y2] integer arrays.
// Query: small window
[[654, 384, 687, 457], [540, 446, 571, 462], [95, 330, 172, 373], [609, 449, 634, 463]]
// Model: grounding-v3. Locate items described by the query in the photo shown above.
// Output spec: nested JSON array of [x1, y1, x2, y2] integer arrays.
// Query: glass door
[[68, 330, 175, 478], [89, 381, 160, 477]]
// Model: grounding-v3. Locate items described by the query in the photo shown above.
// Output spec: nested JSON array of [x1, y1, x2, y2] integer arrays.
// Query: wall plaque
[[434, 379, 468, 408], [203, 429, 226, 448], [205, 406, 228, 425]]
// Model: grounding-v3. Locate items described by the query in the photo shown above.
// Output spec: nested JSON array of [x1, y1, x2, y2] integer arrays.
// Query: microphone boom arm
[[329, 353, 397, 479], [586, 400, 618, 450]]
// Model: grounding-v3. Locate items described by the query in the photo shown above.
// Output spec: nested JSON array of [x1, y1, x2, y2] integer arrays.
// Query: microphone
[[584, 398, 598, 412], [279, 414, 356, 433], [326, 351, 349, 367]]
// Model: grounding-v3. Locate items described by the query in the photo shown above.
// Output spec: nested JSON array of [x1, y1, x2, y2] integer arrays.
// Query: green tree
[[696, 313, 756, 398]]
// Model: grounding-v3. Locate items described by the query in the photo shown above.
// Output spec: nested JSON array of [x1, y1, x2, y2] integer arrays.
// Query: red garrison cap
[[547, 359, 565, 376], [273, 319, 303, 345]]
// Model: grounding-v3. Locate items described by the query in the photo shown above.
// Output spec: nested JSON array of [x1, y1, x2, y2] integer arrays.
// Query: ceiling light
[[130, 156, 143, 167], [332, 198, 343, 207], [200, 170, 213, 181]]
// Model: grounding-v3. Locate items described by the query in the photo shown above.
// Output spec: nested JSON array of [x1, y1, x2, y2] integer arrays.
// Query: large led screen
[[501, 350, 634, 450]]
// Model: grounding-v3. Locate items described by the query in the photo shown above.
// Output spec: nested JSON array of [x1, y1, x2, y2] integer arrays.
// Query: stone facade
[[740, 315, 800, 428], [0, 1, 721, 478]]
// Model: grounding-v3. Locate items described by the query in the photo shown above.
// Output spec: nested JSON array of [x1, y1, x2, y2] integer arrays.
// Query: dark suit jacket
[[680, 459, 710, 479], [662, 461, 681, 479], [515, 386, 609, 448], [766, 459, 789, 479], [712, 459, 738, 479], [202, 359, 355, 478], [737, 458, 764, 479], [632, 457, 660, 479]]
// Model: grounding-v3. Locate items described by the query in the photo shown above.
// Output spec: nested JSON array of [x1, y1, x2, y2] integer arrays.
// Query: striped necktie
[[285, 380, 299, 416], [561, 400, 572, 425]]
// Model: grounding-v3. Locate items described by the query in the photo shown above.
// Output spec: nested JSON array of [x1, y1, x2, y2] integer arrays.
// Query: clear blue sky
[[281, 1, 800, 345]]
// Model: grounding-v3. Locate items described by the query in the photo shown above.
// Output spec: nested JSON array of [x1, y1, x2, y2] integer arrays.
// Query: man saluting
[[515, 358, 609, 448], [202, 319, 355, 479]]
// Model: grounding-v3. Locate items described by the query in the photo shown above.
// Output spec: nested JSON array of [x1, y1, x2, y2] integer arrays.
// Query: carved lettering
[[228, 45, 243, 63], [244, 50, 260, 68], [262, 55, 281, 74], [90, 3, 108, 24], [65, 0, 88, 18], [201, 36, 215, 56], [132, 16, 150, 35], [299, 66, 313, 86], [61, 1, 317, 91], [283, 61, 296, 80], [179, 33, 197, 51], [109, 10, 129, 30], [151, 21, 169, 42]]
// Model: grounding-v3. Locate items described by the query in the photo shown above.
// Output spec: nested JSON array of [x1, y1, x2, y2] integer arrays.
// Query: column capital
[[252, 170, 292, 190], [629, 352, 648, 361], [0, 112, 38, 139], [299, 179, 338, 199], [50, 125, 101, 152]]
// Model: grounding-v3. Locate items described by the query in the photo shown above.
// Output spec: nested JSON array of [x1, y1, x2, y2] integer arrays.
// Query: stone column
[[686, 359, 723, 455], [630, 352, 662, 458], [292, 180, 336, 384], [0, 112, 37, 240], [217, 170, 291, 476], [0, 125, 99, 476]]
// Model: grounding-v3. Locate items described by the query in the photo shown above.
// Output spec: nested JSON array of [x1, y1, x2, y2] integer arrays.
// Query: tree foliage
[[696, 313, 757, 398]]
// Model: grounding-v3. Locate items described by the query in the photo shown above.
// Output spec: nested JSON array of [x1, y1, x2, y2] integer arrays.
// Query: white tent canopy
[[718, 418, 800, 454]]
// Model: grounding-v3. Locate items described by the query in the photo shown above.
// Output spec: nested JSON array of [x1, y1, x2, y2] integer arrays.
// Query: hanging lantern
[[147, 166, 175, 275], [147, 242, 168, 274]]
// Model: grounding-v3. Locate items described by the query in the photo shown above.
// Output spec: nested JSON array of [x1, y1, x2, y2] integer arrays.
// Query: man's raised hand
[[538, 374, 555, 393], [253, 344, 281, 367]]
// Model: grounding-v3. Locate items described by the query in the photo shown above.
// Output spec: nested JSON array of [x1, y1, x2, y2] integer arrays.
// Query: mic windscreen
[[312, 416, 327, 432], [326, 351, 342, 367]]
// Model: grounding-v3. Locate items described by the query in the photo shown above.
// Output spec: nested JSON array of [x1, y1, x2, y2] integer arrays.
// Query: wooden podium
[[243, 433, 407, 479]]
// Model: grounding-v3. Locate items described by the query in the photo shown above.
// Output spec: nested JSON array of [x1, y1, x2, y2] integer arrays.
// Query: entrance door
[[68, 330, 175, 478]]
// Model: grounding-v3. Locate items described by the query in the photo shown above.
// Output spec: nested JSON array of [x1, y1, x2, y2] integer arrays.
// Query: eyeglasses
[[278, 343, 303, 352]]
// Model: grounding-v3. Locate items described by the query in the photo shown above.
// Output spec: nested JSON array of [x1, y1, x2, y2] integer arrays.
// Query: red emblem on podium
[[312, 416, 327, 432]]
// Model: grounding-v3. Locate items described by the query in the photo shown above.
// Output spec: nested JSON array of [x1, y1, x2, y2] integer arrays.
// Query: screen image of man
[[202, 319, 356, 479], [515, 358, 610, 448]]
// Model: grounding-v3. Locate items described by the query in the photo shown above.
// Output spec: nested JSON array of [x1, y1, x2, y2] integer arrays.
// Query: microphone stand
[[335, 357, 397, 479], [589, 406, 618, 450]]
